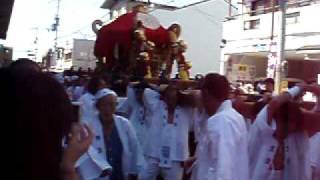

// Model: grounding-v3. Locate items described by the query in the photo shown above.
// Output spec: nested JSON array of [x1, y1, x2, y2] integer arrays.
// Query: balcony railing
[[225, 0, 320, 20]]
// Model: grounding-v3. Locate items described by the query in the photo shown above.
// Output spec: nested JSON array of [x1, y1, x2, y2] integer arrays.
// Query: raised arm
[[303, 84, 320, 96], [303, 84, 320, 112], [61, 123, 93, 180], [267, 86, 303, 125], [299, 84, 320, 134], [143, 87, 160, 112]]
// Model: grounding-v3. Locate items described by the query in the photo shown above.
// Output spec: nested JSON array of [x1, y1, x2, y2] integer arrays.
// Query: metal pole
[[229, 0, 232, 17], [54, 0, 61, 66], [270, 0, 275, 40], [275, 0, 287, 94], [55, 0, 60, 48]]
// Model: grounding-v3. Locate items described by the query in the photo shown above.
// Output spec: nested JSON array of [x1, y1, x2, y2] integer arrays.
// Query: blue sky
[[2, 0, 201, 60]]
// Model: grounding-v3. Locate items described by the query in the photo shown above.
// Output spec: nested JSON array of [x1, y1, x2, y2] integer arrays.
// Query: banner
[[267, 41, 277, 78], [231, 64, 256, 81]]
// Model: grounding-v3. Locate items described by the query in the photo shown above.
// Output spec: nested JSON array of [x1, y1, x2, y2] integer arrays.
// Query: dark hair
[[87, 76, 105, 95], [132, 81, 149, 90], [10, 59, 41, 74], [201, 73, 230, 101], [13, 71, 74, 180], [274, 101, 303, 138], [264, 78, 275, 85]]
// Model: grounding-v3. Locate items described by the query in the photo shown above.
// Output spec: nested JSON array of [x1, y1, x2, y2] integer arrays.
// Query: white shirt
[[73, 86, 85, 101], [193, 108, 208, 143], [143, 88, 194, 164], [79, 93, 96, 123], [249, 106, 311, 180], [195, 100, 249, 180], [190, 109, 208, 179], [117, 86, 148, 153], [117, 97, 128, 111], [77, 115, 144, 180], [310, 132, 320, 179]]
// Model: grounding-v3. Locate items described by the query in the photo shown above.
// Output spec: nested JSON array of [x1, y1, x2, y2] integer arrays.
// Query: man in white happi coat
[[139, 83, 195, 180], [193, 73, 249, 180], [117, 82, 149, 153], [310, 132, 320, 180], [249, 85, 313, 180], [79, 77, 107, 123], [303, 84, 320, 180]]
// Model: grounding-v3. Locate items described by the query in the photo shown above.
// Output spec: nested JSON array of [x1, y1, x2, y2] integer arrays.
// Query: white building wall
[[223, 3, 320, 54], [72, 39, 97, 69], [151, 0, 229, 76]]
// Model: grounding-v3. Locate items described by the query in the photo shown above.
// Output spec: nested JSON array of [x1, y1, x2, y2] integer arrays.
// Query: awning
[[0, 0, 15, 39], [297, 45, 320, 51], [296, 45, 320, 55]]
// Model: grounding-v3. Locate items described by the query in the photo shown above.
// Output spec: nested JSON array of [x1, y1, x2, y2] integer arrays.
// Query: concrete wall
[[151, 0, 229, 76], [72, 39, 97, 69]]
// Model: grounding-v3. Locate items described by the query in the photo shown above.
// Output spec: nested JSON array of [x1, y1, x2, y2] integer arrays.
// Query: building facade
[[67, 39, 97, 70], [222, 0, 320, 83]]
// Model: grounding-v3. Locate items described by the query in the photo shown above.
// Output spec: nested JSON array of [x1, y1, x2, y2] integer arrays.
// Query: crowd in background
[[1, 59, 319, 180]]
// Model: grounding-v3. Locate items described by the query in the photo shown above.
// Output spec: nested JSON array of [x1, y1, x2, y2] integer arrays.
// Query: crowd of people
[[2, 59, 319, 180]]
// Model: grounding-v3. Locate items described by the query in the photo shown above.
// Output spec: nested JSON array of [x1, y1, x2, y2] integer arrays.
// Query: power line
[[222, 0, 238, 10], [55, 13, 109, 40], [178, 0, 238, 9], [193, 6, 222, 25]]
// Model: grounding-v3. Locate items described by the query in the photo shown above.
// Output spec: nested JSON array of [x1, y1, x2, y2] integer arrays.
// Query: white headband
[[95, 88, 117, 101]]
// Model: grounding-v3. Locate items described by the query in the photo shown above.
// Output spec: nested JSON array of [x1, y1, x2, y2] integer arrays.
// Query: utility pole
[[51, 0, 61, 68], [33, 27, 39, 62], [228, 0, 232, 17], [274, 0, 287, 94], [270, 0, 275, 41], [54, 0, 61, 51]]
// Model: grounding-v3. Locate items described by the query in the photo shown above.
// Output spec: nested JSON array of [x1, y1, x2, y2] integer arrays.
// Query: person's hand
[[183, 156, 196, 169], [61, 123, 94, 172], [100, 169, 112, 177], [186, 90, 203, 111], [296, 82, 307, 91], [305, 84, 320, 96], [267, 93, 291, 125]]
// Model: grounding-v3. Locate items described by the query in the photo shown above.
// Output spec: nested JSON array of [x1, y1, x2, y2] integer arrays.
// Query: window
[[251, 0, 280, 15], [251, 0, 265, 15], [265, 0, 279, 13], [80, 52, 88, 57], [65, 52, 72, 60], [244, 19, 260, 30], [286, 12, 300, 24]]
